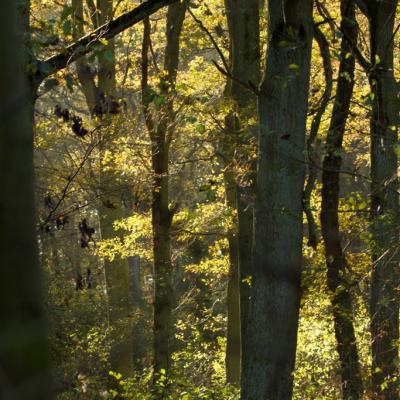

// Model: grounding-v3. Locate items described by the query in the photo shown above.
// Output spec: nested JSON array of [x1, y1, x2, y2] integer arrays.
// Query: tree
[[223, 0, 260, 384], [0, 1, 52, 399], [320, 1, 363, 397], [358, 0, 400, 397], [141, 0, 189, 379], [241, 0, 314, 398]]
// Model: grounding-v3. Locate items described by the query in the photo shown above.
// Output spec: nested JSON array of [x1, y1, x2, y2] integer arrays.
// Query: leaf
[[43, 78, 59, 91], [196, 123, 206, 134], [199, 184, 211, 192], [99, 38, 109, 46], [102, 49, 114, 63], [63, 20, 72, 36], [154, 96, 166, 107], [39, 62, 53, 75], [65, 74, 74, 92], [61, 5, 73, 21], [289, 63, 299, 70]]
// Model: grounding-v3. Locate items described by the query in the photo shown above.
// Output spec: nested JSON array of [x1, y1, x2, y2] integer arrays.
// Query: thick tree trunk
[[0, 2, 52, 399], [224, 0, 260, 382], [366, 1, 399, 397], [241, 1, 313, 398], [320, 1, 363, 398]]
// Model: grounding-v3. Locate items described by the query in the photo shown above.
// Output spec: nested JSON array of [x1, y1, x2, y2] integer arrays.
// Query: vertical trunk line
[[320, 1, 363, 398]]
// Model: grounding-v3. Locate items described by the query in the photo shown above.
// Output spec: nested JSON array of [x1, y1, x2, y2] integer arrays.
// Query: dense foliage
[[1, 0, 399, 399]]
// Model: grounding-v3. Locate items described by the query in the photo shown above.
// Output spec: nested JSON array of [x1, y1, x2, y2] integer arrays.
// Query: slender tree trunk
[[364, 1, 399, 397], [222, 149, 241, 384], [303, 24, 333, 250], [320, 1, 363, 398], [241, 1, 313, 398], [150, 133, 174, 377], [224, 0, 260, 383], [141, 1, 188, 378], [0, 2, 52, 399]]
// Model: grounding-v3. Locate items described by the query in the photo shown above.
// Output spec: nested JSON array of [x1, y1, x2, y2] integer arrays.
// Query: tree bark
[[222, 145, 241, 384], [224, 0, 260, 383], [141, 1, 188, 379], [0, 2, 52, 399], [241, 1, 313, 398], [303, 24, 333, 250], [320, 1, 363, 398], [364, 1, 399, 398]]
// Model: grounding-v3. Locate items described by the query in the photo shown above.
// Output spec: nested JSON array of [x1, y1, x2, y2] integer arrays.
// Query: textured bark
[[0, 2, 52, 399], [320, 1, 363, 398], [364, 1, 399, 398], [141, 1, 188, 378], [241, 1, 313, 398], [224, 0, 260, 382]]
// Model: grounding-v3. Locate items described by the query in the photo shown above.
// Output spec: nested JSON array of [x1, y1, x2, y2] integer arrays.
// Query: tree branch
[[36, 0, 178, 83]]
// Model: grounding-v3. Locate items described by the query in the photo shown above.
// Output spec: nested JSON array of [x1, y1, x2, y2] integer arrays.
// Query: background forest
[[0, 0, 399, 399]]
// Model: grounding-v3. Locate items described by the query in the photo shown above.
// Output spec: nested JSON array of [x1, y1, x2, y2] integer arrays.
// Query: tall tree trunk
[[224, 0, 260, 383], [0, 2, 52, 399], [241, 1, 313, 398], [72, 0, 134, 378], [141, 1, 188, 379], [363, 1, 399, 397], [222, 151, 241, 384], [320, 1, 363, 398]]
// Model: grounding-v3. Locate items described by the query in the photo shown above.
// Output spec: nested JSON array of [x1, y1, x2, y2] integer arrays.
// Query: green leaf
[[61, 6, 73, 21], [63, 20, 72, 36], [43, 78, 59, 91], [154, 96, 166, 107], [102, 49, 114, 63], [65, 74, 74, 93], [39, 62, 53, 75], [196, 123, 206, 134]]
